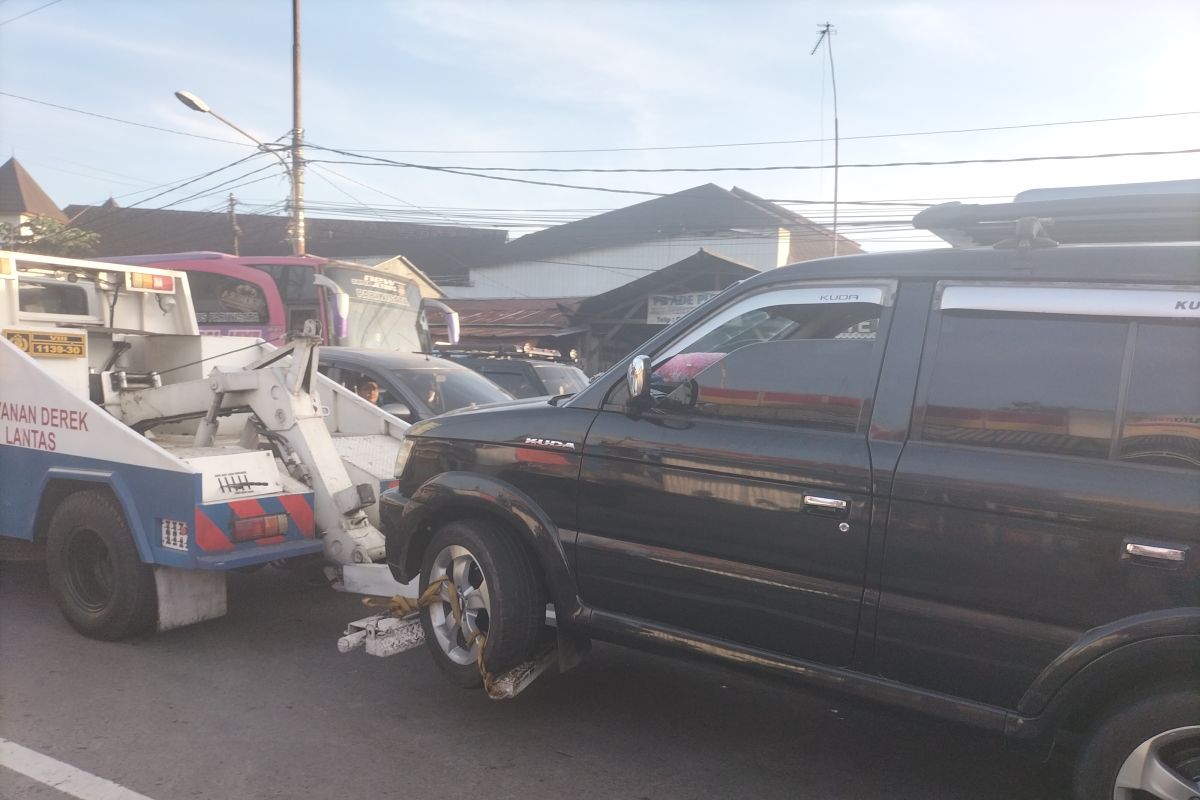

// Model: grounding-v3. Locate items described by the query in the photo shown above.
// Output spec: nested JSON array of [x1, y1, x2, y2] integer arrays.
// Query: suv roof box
[[913, 185, 1200, 248]]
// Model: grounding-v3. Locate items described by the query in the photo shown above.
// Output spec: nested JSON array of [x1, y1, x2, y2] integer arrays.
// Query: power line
[[0, 91, 254, 146], [334, 110, 1200, 154], [310, 146, 1200, 174], [306, 147, 668, 197], [306, 163, 541, 298], [0, 0, 64, 27], [65, 153, 273, 238]]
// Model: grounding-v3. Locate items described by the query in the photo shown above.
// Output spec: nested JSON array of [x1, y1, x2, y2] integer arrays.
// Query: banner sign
[[647, 292, 722, 325]]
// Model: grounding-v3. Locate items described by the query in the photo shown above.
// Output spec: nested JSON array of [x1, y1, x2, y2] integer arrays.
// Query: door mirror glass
[[627, 355, 651, 403], [381, 402, 413, 421]]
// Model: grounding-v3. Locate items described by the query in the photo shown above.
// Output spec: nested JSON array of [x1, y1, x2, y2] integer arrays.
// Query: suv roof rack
[[912, 188, 1200, 249], [436, 344, 572, 362]]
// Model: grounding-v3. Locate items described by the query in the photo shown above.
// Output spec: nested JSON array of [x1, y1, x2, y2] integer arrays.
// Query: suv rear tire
[[418, 519, 544, 688], [1073, 688, 1200, 800]]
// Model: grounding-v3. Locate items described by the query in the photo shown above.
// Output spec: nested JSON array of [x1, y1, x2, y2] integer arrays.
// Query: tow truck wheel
[[419, 519, 544, 688], [45, 489, 157, 640]]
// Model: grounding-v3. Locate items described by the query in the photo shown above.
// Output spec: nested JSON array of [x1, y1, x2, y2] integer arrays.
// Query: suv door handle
[[1123, 540, 1188, 567], [804, 495, 847, 510], [803, 494, 849, 517]]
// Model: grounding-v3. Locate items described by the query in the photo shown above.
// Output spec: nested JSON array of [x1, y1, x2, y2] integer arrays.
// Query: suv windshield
[[533, 363, 588, 395], [392, 365, 513, 416]]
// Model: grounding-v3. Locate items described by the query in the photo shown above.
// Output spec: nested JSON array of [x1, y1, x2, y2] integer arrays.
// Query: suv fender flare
[[1006, 608, 1200, 746], [387, 471, 581, 621]]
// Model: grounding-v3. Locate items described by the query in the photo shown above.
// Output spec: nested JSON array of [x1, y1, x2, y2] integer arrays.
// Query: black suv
[[381, 191, 1200, 800], [440, 350, 590, 399]]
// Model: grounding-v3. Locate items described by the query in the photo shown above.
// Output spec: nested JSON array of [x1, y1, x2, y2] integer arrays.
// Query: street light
[[174, 89, 306, 255]]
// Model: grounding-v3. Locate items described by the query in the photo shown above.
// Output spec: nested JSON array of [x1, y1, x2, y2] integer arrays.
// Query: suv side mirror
[[382, 402, 413, 422], [627, 355, 651, 404]]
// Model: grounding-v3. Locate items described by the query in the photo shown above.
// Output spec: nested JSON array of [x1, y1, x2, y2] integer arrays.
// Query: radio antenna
[[811, 22, 840, 255]]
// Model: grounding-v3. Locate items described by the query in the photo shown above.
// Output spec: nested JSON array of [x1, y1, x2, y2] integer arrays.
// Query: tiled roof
[[473, 183, 860, 268], [0, 158, 68, 222]]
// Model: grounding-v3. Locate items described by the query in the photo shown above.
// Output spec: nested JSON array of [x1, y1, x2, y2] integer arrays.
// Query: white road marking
[[0, 738, 159, 800]]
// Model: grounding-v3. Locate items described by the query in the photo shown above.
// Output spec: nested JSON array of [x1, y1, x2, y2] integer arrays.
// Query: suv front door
[[575, 284, 894, 666]]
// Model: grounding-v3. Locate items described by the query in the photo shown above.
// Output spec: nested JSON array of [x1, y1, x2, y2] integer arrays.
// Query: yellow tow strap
[[361, 576, 500, 693]]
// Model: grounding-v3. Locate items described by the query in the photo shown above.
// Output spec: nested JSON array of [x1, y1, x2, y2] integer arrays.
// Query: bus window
[[251, 263, 318, 305], [324, 266, 424, 352], [188, 272, 269, 325]]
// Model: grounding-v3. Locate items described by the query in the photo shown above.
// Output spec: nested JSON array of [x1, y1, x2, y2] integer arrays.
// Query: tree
[[0, 216, 99, 257]]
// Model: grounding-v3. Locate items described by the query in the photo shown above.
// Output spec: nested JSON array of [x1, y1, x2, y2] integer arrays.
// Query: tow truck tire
[[419, 519, 544, 689], [45, 490, 157, 640]]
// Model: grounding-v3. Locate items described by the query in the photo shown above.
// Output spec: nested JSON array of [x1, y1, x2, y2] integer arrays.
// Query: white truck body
[[0, 251, 413, 634]]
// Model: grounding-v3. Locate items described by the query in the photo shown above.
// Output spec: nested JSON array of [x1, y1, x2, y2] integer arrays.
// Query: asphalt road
[[0, 560, 1071, 800]]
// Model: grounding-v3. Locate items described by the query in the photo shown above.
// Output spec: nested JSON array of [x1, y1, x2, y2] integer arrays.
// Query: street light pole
[[290, 0, 305, 256], [174, 89, 303, 255]]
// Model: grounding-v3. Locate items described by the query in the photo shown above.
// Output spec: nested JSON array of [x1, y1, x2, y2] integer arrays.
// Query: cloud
[[387, 1, 794, 134], [855, 2, 987, 57]]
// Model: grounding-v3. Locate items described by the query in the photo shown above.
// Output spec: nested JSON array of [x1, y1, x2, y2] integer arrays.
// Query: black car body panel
[[442, 353, 589, 399], [381, 236, 1200, 757]]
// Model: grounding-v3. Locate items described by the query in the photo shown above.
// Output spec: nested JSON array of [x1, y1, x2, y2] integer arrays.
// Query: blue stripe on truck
[[0, 446, 323, 569]]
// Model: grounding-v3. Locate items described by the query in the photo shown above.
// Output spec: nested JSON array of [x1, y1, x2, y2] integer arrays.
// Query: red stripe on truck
[[278, 494, 316, 538], [228, 498, 267, 519], [194, 509, 235, 553]]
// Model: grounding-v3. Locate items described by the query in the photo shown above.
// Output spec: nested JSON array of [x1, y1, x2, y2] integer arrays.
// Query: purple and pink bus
[[104, 251, 458, 352]]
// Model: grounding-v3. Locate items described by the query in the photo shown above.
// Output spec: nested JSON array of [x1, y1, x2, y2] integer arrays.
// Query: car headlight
[[393, 438, 415, 479]]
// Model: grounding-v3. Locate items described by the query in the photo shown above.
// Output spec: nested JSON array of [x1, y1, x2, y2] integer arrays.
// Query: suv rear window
[[1120, 321, 1200, 470], [921, 313, 1126, 459], [919, 302, 1200, 471]]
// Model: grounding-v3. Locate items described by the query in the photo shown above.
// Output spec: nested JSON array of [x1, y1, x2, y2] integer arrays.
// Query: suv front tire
[[418, 519, 545, 688]]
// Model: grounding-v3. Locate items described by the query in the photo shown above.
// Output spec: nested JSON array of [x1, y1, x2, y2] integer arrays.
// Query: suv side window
[[633, 285, 891, 433], [1120, 321, 1200, 470], [917, 284, 1200, 466], [920, 313, 1126, 458]]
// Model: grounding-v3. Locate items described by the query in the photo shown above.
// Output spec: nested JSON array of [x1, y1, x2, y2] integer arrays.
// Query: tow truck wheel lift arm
[[109, 334, 385, 565]]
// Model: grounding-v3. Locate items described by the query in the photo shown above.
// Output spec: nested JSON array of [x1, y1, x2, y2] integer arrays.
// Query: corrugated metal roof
[[431, 297, 583, 342], [60, 204, 506, 278]]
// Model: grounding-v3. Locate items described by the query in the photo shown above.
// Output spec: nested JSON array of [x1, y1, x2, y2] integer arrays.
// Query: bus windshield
[[325, 266, 428, 352]]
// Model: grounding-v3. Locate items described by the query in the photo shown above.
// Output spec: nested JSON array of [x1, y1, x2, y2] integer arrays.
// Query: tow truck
[[0, 250, 415, 639]]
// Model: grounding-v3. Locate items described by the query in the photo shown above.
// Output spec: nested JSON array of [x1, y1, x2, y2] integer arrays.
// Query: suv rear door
[[877, 282, 1200, 707], [576, 283, 895, 666]]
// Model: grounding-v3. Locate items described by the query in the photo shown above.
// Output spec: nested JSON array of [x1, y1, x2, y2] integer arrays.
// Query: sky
[[0, 0, 1197, 252]]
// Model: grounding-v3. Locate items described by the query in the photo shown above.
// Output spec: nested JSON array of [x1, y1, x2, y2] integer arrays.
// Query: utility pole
[[227, 193, 242, 256], [290, 0, 306, 255], [811, 22, 839, 256]]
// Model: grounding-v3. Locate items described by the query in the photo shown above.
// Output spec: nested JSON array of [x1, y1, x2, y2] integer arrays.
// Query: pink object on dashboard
[[654, 352, 725, 383]]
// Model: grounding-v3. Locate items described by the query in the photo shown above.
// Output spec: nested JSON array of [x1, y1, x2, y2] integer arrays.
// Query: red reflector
[[232, 513, 289, 542]]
